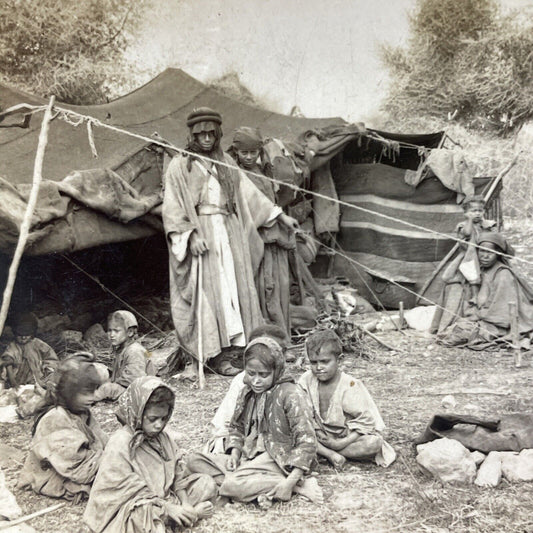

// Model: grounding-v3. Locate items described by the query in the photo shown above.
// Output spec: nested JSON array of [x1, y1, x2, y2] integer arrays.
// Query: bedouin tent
[[0, 68, 500, 315]]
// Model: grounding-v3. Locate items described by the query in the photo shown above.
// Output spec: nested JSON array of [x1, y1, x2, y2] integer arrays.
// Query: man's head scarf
[[184, 107, 235, 210], [116, 376, 175, 459]]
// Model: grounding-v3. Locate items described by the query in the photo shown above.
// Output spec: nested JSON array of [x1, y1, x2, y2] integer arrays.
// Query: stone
[[416, 438, 477, 485], [501, 449, 533, 482], [470, 451, 486, 466], [441, 395, 457, 410], [0, 469, 22, 520], [0, 405, 19, 423], [59, 330, 83, 344], [84, 323, 109, 350], [0, 389, 18, 407], [38, 313, 71, 334], [474, 451, 502, 487], [404, 306, 437, 331]]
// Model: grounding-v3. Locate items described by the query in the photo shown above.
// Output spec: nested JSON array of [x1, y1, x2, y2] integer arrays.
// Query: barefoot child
[[84, 376, 215, 533], [188, 336, 323, 507], [1, 312, 58, 390], [94, 311, 154, 402], [299, 330, 396, 469], [18, 354, 108, 501]]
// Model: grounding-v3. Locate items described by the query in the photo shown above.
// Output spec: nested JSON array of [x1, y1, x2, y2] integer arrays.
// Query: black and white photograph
[[0, 0, 532, 531]]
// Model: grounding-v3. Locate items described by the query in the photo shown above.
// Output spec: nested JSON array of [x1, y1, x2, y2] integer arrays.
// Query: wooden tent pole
[[415, 155, 519, 304], [197, 253, 205, 389], [0, 96, 55, 336], [0, 502, 65, 530]]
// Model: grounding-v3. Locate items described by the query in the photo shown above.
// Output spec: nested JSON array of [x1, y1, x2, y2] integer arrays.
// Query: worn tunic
[[162, 154, 281, 360], [85, 376, 215, 533], [19, 406, 108, 499], [243, 164, 294, 335], [111, 340, 153, 387], [298, 370, 396, 467], [1, 338, 58, 387]]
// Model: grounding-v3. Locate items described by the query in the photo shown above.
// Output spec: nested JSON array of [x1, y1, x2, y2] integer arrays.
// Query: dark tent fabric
[[0, 68, 344, 186]]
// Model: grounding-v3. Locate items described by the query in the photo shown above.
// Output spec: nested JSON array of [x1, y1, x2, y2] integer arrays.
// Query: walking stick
[[197, 253, 205, 389]]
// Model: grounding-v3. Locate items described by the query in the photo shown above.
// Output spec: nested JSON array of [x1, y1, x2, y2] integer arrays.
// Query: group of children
[[1, 308, 395, 532]]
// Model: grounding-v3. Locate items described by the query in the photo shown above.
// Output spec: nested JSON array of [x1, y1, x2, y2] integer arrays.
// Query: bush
[[381, 0, 533, 134], [0, 0, 149, 104]]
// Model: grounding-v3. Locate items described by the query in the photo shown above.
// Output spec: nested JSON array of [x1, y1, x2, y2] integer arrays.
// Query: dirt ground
[[2, 329, 533, 533], [2, 219, 533, 533]]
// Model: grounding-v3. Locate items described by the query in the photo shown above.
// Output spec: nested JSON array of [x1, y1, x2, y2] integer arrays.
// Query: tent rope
[[7, 102, 527, 266]]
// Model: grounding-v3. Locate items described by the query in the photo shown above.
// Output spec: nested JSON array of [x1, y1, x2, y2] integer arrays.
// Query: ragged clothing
[[439, 261, 533, 347], [227, 379, 317, 474], [18, 406, 108, 499], [94, 340, 153, 401], [1, 338, 58, 388], [241, 164, 294, 336], [298, 370, 396, 467], [162, 154, 282, 361], [84, 376, 214, 533]]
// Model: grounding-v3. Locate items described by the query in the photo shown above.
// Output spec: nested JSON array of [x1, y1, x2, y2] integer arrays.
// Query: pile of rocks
[[416, 437, 533, 487]]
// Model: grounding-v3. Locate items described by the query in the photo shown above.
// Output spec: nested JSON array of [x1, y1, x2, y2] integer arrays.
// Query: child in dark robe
[[187, 336, 322, 507], [84, 376, 215, 533], [94, 311, 154, 402], [0, 312, 58, 390], [299, 330, 396, 469], [18, 354, 108, 501]]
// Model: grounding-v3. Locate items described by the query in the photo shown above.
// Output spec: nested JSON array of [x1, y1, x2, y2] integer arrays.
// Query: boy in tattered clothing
[[94, 311, 154, 402], [299, 330, 396, 469], [0, 312, 58, 391], [18, 354, 108, 502]]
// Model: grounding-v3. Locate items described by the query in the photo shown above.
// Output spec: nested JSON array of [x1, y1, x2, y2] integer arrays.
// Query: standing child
[[84, 376, 215, 533], [93, 311, 154, 402], [188, 336, 322, 507], [0, 312, 58, 391], [18, 354, 108, 501], [299, 330, 396, 469]]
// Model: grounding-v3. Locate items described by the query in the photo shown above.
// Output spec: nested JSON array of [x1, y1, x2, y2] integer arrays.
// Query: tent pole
[[197, 254, 205, 389], [415, 155, 519, 305], [0, 96, 55, 336]]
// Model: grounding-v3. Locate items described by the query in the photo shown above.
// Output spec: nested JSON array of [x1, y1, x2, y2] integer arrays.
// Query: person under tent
[[162, 107, 298, 377]]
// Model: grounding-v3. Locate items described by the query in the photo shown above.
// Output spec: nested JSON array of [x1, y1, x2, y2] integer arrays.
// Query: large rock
[[416, 438, 477, 484], [475, 451, 502, 487], [501, 449, 533, 482], [84, 323, 109, 351]]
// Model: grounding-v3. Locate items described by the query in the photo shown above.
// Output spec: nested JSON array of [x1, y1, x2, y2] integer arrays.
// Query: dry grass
[[2, 225, 533, 533]]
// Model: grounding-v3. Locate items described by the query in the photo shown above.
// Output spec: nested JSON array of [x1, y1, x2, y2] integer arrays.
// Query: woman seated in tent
[[438, 232, 533, 348]]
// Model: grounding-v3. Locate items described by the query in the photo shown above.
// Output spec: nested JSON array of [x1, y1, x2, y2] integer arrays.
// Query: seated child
[[188, 336, 323, 507], [0, 312, 58, 391], [298, 330, 396, 469], [93, 310, 154, 402], [18, 354, 108, 501], [207, 324, 289, 453], [84, 376, 215, 533]]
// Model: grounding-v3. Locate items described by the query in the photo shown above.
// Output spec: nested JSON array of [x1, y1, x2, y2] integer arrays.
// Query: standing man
[[162, 108, 298, 376]]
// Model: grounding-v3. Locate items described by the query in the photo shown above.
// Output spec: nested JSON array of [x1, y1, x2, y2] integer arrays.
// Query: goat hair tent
[[0, 68, 500, 310]]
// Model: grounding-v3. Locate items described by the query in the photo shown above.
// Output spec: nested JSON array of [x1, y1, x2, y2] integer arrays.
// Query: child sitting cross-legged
[[84, 376, 215, 533], [187, 336, 323, 508], [93, 311, 154, 402], [298, 330, 396, 469], [18, 353, 108, 502]]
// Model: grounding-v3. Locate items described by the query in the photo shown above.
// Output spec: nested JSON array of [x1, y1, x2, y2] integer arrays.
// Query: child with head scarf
[[187, 336, 322, 507], [1, 312, 58, 390], [93, 310, 154, 402], [299, 330, 396, 469], [18, 353, 108, 501], [84, 376, 215, 533], [439, 232, 533, 348], [227, 127, 296, 336]]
